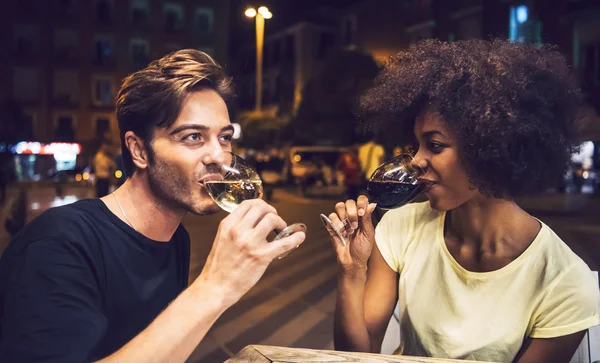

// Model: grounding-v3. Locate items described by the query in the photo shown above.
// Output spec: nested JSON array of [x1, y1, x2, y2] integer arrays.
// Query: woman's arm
[[513, 332, 586, 363], [335, 242, 399, 353]]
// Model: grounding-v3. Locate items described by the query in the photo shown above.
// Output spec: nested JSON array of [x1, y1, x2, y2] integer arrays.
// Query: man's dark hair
[[116, 49, 234, 175], [359, 39, 582, 199]]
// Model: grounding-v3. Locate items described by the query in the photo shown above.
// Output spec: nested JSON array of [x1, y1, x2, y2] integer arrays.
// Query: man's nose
[[202, 141, 227, 166]]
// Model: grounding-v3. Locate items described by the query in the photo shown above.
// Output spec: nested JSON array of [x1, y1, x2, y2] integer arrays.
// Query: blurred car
[[285, 146, 349, 196]]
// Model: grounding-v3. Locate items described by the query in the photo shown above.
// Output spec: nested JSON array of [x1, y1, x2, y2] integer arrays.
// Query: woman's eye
[[429, 142, 444, 152]]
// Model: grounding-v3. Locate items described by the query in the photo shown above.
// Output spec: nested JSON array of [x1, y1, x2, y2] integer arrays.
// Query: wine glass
[[320, 153, 424, 246], [204, 151, 307, 257]]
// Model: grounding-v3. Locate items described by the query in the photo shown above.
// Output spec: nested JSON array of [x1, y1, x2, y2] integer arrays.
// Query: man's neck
[[101, 175, 186, 242]]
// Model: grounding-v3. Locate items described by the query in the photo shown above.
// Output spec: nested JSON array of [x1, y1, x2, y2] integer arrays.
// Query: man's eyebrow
[[221, 125, 235, 133], [169, 124, 209, 135]]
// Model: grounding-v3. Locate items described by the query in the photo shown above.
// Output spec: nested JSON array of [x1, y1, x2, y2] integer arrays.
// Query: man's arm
[[97, 199, 304, 362], [94, 276, 229, 363]]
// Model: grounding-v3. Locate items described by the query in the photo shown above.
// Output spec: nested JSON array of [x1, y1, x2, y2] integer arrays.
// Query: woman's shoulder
[[376, 201, 442, 240], [380, 201, 440, 226]]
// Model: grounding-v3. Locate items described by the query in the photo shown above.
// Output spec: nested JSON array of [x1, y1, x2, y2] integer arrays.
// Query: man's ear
[[124, 131, 149, 170]]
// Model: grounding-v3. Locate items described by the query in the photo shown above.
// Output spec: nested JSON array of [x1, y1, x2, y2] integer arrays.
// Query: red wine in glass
[[366, 180, 425, 209], [320, 153, 424, 246]]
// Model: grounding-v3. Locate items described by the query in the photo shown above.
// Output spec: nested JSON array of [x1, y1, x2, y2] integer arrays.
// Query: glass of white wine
[[204, 151, 307, 256]]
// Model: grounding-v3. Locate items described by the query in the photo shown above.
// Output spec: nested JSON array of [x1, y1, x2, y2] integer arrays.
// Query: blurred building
[[234, 20, 337, 116], [342, 0, 600, 140], [0, 0, 231, 152]]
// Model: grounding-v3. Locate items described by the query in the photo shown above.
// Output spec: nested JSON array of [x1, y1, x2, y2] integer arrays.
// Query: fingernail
[[358, 209, 365, 216], [369, 203, 377, 210], [352, 222, 358, 229]]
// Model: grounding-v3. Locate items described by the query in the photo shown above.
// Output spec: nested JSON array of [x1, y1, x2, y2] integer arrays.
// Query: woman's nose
[[411, 152, 427, 174]]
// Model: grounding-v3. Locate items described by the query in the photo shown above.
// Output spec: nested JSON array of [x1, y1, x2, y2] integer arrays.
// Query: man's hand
[[198, 199, 306, 307]]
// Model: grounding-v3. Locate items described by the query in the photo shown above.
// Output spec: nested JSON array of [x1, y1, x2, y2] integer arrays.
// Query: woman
[[327, 39, 599, 363]]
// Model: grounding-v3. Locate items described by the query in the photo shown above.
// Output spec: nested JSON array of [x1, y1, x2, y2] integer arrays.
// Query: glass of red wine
[[320, 153, 424, 246]]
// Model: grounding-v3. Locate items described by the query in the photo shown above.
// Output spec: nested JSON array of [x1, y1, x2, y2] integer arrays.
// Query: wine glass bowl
[[321, 153, 424, 246], [205, 151, 307, 255]]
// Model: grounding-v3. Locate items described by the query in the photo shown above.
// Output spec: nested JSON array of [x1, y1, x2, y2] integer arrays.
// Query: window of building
[[95, 117, 111, 141], [52, 70, 79, 104], [318, 32, 335, 58], [14, 25, 38, 57], [341, 16, 357, 46], [455, 13, 482, 40], [131, 0, 149, 27], [164, 3, 184, 33], [509, 3, 536, 44], [13, 67, 39, 101], [284, 34, 295, 62], [130, 38, 150, 67], [165, 43, 181, 55], [17, 0, 39, 16], [263, 44, 270, 68], [96, 0, 113, 23], [92, 76, 115, 106], [197, 46, 214, 56], [58, 0, 76, 17], [54, 115, 76, 142], [54, 30, 78, 60], [196, 7, 214, 35], [94, 35, 115, 65], [271, 40, 280, 64], [582, 43, 600, 85]]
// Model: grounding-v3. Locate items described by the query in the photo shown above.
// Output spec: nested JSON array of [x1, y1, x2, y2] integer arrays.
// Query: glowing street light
[[244, 6, 272, 111]]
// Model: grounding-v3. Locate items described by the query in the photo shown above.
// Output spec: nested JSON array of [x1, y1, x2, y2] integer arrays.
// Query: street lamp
[[245, 6, 272, 112]]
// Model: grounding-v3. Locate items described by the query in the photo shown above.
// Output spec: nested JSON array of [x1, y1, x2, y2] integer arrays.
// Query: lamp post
[[245, 6, 272, 112]]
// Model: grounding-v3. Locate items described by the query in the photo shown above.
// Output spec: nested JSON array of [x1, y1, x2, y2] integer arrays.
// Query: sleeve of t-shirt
[[0, 238, 107, 362], [530, 264, 600, 339], [374, 204, 418, 274]]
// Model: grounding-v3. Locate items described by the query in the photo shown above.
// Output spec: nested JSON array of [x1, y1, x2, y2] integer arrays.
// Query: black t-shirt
[[0, 199, 190, 362]]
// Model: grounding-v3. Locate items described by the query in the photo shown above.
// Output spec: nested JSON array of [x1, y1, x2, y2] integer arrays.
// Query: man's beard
[[146, 147, 220, 216]]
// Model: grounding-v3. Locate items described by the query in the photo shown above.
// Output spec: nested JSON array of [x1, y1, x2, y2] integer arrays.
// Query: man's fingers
[[253, 213, 287, 239], [265, 232, 306, 260], [237, 200, 278, 230]]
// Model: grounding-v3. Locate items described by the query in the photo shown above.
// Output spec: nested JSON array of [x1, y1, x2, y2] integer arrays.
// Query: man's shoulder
[[11, 199, 105, 248]]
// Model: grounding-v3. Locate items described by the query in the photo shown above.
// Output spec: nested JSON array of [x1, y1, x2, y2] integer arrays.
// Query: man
[[93, 140, 116, 197], [0, 50, 305, 362], [358, 133, 384, 184]]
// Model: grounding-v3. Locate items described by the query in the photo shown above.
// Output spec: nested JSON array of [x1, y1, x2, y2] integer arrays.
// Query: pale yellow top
[[375, 201, 600, 362]]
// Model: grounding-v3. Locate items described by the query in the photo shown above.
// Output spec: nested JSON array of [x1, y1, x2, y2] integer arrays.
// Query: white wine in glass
[[205, 180, 263, 213], [205, 151, 306, 257]]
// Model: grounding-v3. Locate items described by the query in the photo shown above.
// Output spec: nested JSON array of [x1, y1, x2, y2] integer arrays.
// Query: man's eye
[[220, 134, 233, 142], [184, 133, 202, 142]]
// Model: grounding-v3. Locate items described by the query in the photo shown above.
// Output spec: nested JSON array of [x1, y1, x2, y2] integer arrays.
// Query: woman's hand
[[326, 195, 377, 275]]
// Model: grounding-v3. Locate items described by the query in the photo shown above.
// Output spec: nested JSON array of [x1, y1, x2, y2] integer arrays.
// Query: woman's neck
[[447, 196, 540, 255]]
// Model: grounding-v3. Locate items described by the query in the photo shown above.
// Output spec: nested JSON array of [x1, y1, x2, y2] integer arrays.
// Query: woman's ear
[[124, 131, 149, 170]]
